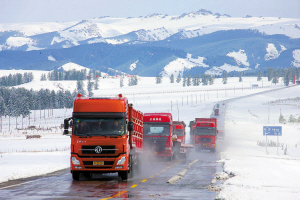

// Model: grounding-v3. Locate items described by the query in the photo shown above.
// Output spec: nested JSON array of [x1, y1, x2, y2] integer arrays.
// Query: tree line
[[41, 69, 101, 81], [0, 87, 75, 119], [0, 72, 34, 87], [156, 66, 300, 86]]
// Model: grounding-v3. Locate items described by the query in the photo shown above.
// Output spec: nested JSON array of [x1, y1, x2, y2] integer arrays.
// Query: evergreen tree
[[183, 76, 186, 87], [257, 70, 262, 81], [87, 79, 94, 97], [0, 96, 7, 117], [187, 74, 191, 86], [239, 72, 243, 82], [202, 74, 208, 85], [50, 90, 57, 109], [288, 114, 296, 123], [222, 71, 228, 84], [156, 74, 162, 84], [176, 74, 181, 83], [64, 90, 74, 108], [196, 74, 201, 86], [276, 68, 282, 78], [170, 74, 174, 83], [279, 113, 285, 123], [272, 70, 279, 84], [76, 80, 85, 96], [94, 76, 99, 90], [208, 75, 214, 85], [192, 75, 197, 86], [283, 68, 290, 86], [267, 67, 273, 81]]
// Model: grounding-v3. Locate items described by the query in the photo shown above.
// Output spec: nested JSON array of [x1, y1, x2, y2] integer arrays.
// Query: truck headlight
[[117, 157, 126, 165], [71, 157, 80, 165]]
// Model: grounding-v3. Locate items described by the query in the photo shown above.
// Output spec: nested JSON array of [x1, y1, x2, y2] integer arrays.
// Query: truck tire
[[118, 171, 128, 180], [72, 171, 80, 181]]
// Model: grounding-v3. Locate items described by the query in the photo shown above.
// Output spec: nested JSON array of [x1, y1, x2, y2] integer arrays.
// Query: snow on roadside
[[217, 86, 300, 200]]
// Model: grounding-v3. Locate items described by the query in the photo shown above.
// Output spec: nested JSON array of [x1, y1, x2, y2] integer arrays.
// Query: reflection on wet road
[[0, 150, 222, 200]]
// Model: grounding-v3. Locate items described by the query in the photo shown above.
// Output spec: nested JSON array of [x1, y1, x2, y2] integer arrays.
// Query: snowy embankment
[[217, 86, 300, 200]]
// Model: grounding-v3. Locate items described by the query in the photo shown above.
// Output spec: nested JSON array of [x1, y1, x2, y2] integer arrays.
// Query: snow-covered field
[[0, 70, 299, 199]]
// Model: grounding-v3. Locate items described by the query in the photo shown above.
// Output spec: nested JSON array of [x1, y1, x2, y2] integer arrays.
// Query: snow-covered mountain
[[0, 9, 300, 77], [1, 9, 300, 51]]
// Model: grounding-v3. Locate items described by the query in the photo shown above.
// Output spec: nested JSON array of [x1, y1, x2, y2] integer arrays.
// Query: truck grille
[[81, 145, 116, 154], [144, 137, 167, 152], [199, 138, 211, 143]]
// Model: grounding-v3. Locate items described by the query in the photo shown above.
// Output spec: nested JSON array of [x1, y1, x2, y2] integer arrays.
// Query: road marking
[[161, 169, 165, 172], [156, 173, 160, 175], [0, 178, 44, 190], [141, 179, 147, 182], [131, 184, 138, 188], [149, 176, 154, 178], [101, 190, 127, 200], [167, 167, 171, 168]]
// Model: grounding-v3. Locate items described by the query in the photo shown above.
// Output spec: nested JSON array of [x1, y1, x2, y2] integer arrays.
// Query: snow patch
[[130, 60, 139, 71], [48, 55, 56, 62], [162, 54, 209, 77], [291, 49, 300, 67], [227, 49, 250, 66], [58, 62, 89, 72], [6, 36, 35, 49], [264, 43, 279, 61]]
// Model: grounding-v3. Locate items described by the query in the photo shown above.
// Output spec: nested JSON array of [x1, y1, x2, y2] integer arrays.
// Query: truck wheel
[[72, 171, 80, 181], [118, 171, 128, 181]]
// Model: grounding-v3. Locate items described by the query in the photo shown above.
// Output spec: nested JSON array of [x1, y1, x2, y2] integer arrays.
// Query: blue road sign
[[263, 126, 282, 136]]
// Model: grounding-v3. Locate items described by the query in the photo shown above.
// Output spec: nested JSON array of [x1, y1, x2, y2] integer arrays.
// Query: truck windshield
[[143, 123, 170, 136], [73, 118, 125, 136], [195, 127, 215, 136], [174, 129, 184, 136]]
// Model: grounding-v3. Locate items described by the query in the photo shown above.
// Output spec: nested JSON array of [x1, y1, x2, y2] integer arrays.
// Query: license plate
[[93, 161, 104, 165]]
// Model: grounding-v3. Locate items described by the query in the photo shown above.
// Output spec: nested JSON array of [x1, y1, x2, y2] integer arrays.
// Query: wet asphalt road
[[0, 150, 222, 200]]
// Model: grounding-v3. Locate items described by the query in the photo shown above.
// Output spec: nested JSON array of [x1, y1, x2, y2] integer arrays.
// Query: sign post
[[263, 126, 282, 154]]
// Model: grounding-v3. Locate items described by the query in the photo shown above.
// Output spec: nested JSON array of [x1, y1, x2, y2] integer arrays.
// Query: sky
[[0, 0, 300, 23]]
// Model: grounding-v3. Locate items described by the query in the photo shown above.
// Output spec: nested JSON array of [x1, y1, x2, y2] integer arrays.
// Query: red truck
[[63, 94, 143, 181], [193, 118, 217, 152], [173, 121, 193, 158], [143, 113, 181, 160], [173, 121, 186, 144]]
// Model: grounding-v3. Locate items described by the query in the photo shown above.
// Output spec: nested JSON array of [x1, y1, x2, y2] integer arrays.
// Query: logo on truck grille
[[95, 146, 103, 154]]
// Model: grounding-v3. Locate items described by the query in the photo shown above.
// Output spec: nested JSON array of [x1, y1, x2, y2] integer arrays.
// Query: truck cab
[[143, 113, 180, 160], [64, 94, 143, 181], [194, 118, 217, 152]]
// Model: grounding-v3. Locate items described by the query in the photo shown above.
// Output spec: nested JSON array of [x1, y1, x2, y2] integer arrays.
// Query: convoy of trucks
[[63, 94, 220, 181], [63, 94, 143, 181]]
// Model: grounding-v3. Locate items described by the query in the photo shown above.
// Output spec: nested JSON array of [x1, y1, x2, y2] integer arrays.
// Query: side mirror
[[64, 129, 69, 135], [64, 118, 69, 130], [128, 121, 134, 132]]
